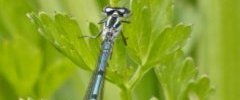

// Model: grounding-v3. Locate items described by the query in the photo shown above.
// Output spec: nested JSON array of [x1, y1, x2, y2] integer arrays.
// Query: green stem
[[128, 66, 141, 88], [120, 85, 132, 100], [120, 67, 143, 100]]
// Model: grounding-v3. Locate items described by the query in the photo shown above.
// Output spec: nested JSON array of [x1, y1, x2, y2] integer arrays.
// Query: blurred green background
[[0, 0, 239, 100]]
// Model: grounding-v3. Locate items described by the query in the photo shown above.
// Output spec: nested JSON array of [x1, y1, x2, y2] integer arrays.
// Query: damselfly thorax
[[102, 12, 123, 41]]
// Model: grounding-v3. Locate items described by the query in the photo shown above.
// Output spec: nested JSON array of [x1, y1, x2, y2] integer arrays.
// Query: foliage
[[27, 0, 213, 99], [155, 50, 213, 100], [198, 0, 240, 99], [0, 0, 76, 99], [0, 0, 215, 100]]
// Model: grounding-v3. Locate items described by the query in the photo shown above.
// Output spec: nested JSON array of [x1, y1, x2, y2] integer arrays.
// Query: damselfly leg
[[98, 18, 107, 24], [120, 31, 128, 46], [121, 20, 131, 24], [79, 30, 102, 39]]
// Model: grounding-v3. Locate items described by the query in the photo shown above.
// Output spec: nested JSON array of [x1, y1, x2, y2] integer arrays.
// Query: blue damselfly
[[83, 7, 130, 100]]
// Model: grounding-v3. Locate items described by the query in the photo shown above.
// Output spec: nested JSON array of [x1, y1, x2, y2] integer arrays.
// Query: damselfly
[[83, 7, 131, 100]]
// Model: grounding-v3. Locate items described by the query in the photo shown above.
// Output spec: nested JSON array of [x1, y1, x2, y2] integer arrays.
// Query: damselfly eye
[[104, 7, 115, 16], [118, 9, 125, 14], [117, 8, 130, 17]]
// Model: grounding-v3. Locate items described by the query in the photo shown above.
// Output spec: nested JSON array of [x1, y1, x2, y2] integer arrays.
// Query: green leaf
[[0, 37, 42, 96], [110, 0, 120, 6], [0, 76, 17, 100], [185, 76, 213, 100], [0, 0, 77, 99], [125, 0, 151, 61], [151, 0, 174, 35], [155, 50, 214, 100], [96, 0, 109, 10], [35, 58, 76, 98], [88, 23, 101, 58], [145, 24, 191, 71], [28, 12, 95, 70], [0, 36, 76, 99]]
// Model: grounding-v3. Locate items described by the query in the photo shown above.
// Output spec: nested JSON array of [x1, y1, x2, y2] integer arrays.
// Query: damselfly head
[[103, 7, 130, 17]]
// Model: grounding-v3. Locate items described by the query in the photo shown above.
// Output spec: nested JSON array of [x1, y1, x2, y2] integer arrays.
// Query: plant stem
[[120, 86, 132, 100]]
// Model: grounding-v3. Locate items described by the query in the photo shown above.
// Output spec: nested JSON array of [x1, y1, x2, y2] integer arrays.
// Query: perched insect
[[83, 6, 131, 100]]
